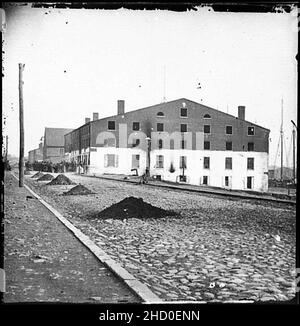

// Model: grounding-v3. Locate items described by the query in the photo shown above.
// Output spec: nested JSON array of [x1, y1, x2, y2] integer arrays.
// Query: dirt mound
[[48, 174, 76, 185], [31, 172, 44, 178], [62, 184, 94, 196], [94, 196, 178, 220], [37, 174, 54, 181]]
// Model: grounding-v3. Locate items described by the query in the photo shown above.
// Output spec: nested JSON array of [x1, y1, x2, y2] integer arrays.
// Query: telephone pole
[[292, 127, 296, 183], [5, 135, 8, 162], [19, 63, 25, 187]]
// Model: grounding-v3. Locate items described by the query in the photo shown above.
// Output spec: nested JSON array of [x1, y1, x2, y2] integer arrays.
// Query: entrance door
[[247, 176, 253, 189]]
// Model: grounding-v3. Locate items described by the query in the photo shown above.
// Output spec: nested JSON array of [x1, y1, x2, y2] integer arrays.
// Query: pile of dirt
[[62, 184, 94, 196], [93, 196, 178, 220], [47, 174, 76, 185], [37, 174, 54, 181], [31, 172, 44, 178]]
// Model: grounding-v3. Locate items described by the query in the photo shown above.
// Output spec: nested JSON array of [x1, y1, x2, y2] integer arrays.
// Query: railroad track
[[80, 174, 296, 206]]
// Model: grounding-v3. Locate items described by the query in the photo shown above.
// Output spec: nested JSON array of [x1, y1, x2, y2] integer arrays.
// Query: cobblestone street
[[23, 171, 296, 302]]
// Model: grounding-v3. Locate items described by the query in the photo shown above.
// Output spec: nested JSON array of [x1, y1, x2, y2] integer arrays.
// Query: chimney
[[117, 100, 125, 115], [85, 117, 91, 124], [238, 106, 245, 120], [93, 112, 99, 121]]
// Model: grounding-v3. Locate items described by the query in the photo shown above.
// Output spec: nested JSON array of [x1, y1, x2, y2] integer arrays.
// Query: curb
[[11, 173, 163, 303]]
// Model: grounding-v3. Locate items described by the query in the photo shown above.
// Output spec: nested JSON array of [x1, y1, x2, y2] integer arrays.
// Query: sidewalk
[[3, 172, 140, 303], [81, 173, 296, 205]]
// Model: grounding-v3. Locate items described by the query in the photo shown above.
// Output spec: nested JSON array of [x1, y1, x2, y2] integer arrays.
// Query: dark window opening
[[133, 122, 140, 131], [247, 176, 253, 189], [204, 125, 211, 134], [226, 126, 233, 135], [203, 176, 208, 185], [248, 142, 254, 151], [108, 121, 115, 130], [204, 141, 210, 150], [157, 123, 164, 132], [157, 112, 165, 117], [203, 157, 210, 169], [225, 176, 229, 187], [132, 139, 140, 148], [203, 114, 211, 119], [248, 126, 255, 135], [226, 141, 232, 150], [158, 139, 163, 149], [180, 108, 188, 117], [180, 124, 187, 132]]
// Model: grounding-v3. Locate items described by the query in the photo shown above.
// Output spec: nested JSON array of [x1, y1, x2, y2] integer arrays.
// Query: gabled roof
[[67, 98, 269, 134], [91, 98, 270, 132], [44, 128, 73, 147]]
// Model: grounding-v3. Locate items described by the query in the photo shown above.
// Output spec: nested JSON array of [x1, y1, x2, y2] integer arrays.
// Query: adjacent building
[[64, 98, 270, 191], [43, 127, 73, 163], [28, 143, 43, 163]]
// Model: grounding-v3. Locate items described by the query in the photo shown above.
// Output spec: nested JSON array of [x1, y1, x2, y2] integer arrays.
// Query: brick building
[[65, 98, 270, 191], [43, 127, 73, 163]]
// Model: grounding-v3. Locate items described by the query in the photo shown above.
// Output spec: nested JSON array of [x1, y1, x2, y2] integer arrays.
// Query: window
[[132, 139, 140, 148], [247, 157, 254, 170], [248, 142, 254, 151], [108, 121, 115, 130], [132, 154, 140, 169], [59, 148, 64, 155], [203, 157, 210, 169], [180, 108, 188, 117], [248, 126, 255, 136], [104, 138, 116, 147], [170, 139, 175, 150], [157, 123, 164, 132], [204, 125, 211, 134], [180, 124, 187, 132], [203, 176, 208, 185], [157, 111, 165, 117], [247, 176, 253, 189], [203, 114, 211, 119], [132, 122, 140, 131], [181, 140, 186, 149], [158, 139, 163, 149], [204, 141, 210, 150], [225, 176, 229, 187], [226, 141, 232, 150], [226, 126, 233, 135], [104, 154, 118, 167], [225, 157, 232, 170], [180, 156, 187, 169], [156, 155, 164, 168]]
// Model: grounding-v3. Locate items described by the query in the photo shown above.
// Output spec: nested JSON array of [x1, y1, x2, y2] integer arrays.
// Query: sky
[[2, 4, 298, 168]]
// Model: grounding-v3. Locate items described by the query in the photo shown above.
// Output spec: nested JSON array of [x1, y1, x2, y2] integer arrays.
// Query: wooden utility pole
[[292, 128, 296, 183], [19, 63, 25, 187], [5, 135, 8, 162]]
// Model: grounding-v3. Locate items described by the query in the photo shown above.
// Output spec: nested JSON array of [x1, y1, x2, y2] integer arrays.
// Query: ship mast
[[280, 98, 284, 181]]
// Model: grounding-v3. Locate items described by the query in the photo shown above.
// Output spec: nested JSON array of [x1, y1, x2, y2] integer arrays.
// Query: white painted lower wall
[[67, 147, 269, 192], [89, 147, 147, 176]]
